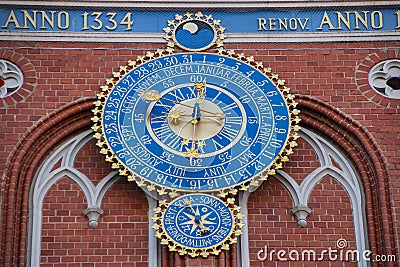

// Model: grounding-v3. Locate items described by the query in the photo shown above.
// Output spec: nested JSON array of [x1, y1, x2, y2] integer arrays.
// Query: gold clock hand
[[151, 112, 225, 125], [184, 199, 197, 215], [140, 90, 192, 108], [198, 220, 210, 233], [194, 81, 206, 104], [188, 105, 199, 165], [139, 90, 218, 116], [194, 207, 210, 233], [169, 113, 225, 118], [184, 200, 208, 232]]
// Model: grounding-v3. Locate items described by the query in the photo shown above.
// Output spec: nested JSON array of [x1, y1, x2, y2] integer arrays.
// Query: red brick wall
[[248, 177, 357, 267], [0, 40, 399, 266], [41, 177, 148, 267], [246, 136, 359, 266], [39, 136, 149, 266]]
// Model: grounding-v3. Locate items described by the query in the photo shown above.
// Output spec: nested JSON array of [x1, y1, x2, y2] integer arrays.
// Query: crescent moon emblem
[[183, 22, 198, 34]]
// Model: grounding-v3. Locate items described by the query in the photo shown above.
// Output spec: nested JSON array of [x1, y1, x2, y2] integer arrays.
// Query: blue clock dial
[[101, 52, 292, 192]]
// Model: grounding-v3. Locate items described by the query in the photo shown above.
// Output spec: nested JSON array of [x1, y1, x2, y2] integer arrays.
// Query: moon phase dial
[[164, 11, 226, 52], [152, 193, 244, 258]]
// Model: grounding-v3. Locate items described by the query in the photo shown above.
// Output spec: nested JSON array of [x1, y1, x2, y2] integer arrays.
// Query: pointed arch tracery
[[0, 95, 395, 267], [239, 95, 395, 267]]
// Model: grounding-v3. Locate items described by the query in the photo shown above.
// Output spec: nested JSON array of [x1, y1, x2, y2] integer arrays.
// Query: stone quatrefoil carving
[[0, 59, 24, 98], [369, 59, 400, 99]]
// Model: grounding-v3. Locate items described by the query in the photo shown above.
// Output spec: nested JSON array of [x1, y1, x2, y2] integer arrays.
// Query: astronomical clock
[[92, 11, 300, 257]]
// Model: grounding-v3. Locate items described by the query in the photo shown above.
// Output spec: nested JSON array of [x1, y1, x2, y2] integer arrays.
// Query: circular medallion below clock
[[152, 193, 243, 257]]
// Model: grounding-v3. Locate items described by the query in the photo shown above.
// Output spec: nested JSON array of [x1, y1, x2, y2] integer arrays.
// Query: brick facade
[[0, 36, 399, 266]]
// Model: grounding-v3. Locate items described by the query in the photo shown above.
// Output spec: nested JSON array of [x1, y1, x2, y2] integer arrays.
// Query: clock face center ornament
[[167, 99, 225, 140]]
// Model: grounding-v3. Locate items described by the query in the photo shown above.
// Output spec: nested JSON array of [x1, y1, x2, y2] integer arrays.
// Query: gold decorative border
[[163, 11, 226, 52], [91, 48, 300, 198], [151, 195, 244, 258], [92, 12, 300, 199]]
